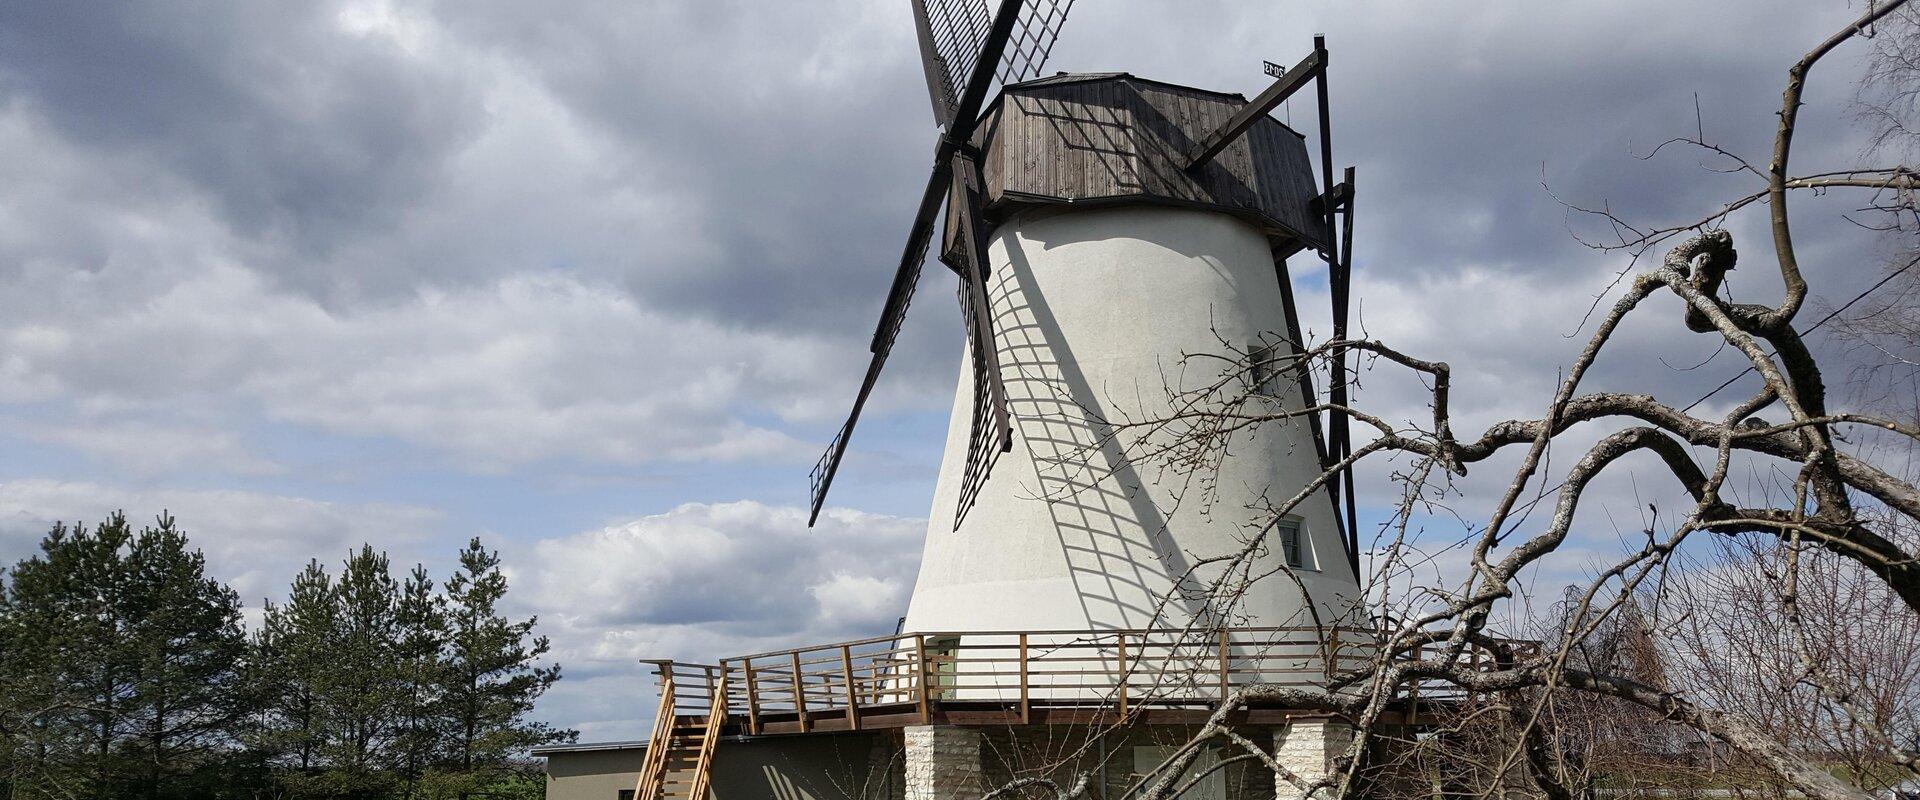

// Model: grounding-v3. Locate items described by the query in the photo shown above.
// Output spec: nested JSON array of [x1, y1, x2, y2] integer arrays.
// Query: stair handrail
[[633, 660, 678, 800], [687, 667, 729, 800]]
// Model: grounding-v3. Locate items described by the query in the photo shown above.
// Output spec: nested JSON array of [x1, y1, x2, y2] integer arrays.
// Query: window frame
[[1277, 516, 1312, 571], [1248, 342, 1283, 397]]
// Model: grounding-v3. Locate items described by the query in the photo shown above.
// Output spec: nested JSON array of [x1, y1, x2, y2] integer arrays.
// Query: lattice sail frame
[[944, 155, 1012, 530], [807, 235, 928, 521], [913, 0, 1077, 126]]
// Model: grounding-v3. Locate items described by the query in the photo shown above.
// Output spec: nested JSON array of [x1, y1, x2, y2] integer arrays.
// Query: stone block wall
[[904, 726, 984, 800]]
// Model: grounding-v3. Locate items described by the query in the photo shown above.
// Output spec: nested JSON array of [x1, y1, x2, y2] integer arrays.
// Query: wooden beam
[[1308, 181, 1351, 217], [1218, 631, 1230, 700], [841, 645, 861, 730], [743, 661, 761, 735], [791, 652, 809, 732], [1182, 47, 1324, 171], [1018, 634, 1030, 725], [915, 634, 931, 724]]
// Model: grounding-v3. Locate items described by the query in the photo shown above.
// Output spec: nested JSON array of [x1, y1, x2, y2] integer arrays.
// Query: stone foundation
[[903, 725, 984, 800], [1272, 719, 1353, 800]]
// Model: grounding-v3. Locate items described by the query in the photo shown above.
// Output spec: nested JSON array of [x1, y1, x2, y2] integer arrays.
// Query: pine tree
[[252, 560, 338, 774], [325, 546, 402, 783], [118, 514, 248, 798], [0, 520, 108, 797], [0, 515, 247, 799], [392, 563, 447, 797], [438, 538, 572, 789]]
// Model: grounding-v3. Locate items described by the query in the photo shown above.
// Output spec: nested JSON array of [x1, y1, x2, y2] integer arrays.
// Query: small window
[[1249, 343, 1282, 396], [1278, 518, 1307, 569], [1132, 745, 1224, 800], [618, 791, 635, 800]]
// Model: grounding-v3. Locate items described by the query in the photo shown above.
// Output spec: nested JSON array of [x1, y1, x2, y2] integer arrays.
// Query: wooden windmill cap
[[942, 72, 1332, 261]]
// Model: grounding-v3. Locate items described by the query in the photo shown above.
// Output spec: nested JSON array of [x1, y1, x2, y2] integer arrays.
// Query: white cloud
[[0, 478, 442, 603], [16, 420, 284, 477], [521, 501, 923, 738]]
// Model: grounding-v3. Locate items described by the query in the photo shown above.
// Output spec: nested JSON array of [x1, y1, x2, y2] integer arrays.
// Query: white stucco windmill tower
[[805, 7, 1366, 643], [539, 4, 1384, 800]]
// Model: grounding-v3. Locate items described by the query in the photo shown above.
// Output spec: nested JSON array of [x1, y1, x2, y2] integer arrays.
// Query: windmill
[[548, 8, 1400, 800], [806, 0, 1079, 529], [807, 0, 1362, 576]]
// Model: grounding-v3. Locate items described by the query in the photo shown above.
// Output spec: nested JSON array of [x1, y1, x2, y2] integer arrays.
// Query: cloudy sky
[[0, 0, 1899, 740]]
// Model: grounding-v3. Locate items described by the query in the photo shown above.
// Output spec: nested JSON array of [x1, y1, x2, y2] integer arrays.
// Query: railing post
[[1115, 633, 1128, 717], [792, 651, 809, 732], [915, 633, 931, 724], [744, 660, 761, 735], [1407, 641, 1422, 722], [1471, 645, 1482, 703], [1218, 630, 1230, 701], [841, 644, 860, 730], [1018, 633, 1030, 724]]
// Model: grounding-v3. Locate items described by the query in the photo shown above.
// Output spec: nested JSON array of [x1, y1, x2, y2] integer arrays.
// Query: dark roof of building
[[531, 739, 649, 755]]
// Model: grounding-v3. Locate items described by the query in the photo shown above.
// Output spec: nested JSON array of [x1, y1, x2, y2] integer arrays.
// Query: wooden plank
[[743, 662, 760, 735], [840, 645, 860, 730], [1218, 631, 1230, 700], [791, 652, 809, 732], [687, 672, 727, 800], [634, 665, 676, 800], [936, 709, 1024, 725], [915, 634, 931, 724], [857, 710, 930, 729], [1018, 633, 1030, 725]]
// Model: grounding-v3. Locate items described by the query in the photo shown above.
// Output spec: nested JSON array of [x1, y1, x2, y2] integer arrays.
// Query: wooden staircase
[[634, 663, 726, 800]]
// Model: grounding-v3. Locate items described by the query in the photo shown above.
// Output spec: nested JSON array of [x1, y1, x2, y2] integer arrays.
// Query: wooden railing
[[631, 661, 680, 800], [643, 626, 1534, 736]]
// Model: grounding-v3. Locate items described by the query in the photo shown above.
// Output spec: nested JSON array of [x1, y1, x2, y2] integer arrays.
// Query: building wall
[[710, 732, 896, 800], [905, 205, 1363, 640], [543, 733, 899, 800], [545, 747, 645, 800], [545, 726, 1297, 800]]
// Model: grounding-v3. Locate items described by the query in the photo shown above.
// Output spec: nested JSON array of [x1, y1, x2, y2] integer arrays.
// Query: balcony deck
[[644, 626, 1528, 737]]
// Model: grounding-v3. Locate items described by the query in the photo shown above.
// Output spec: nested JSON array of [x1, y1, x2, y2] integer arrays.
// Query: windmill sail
[[944, 151, 1013, 529], [808, 0, 1077, 527]]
